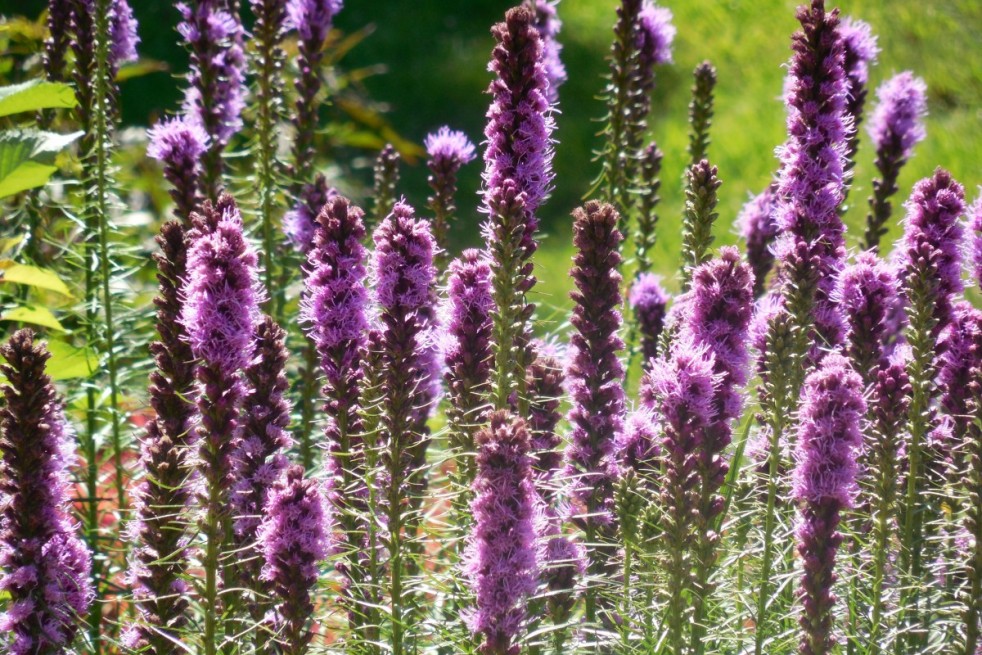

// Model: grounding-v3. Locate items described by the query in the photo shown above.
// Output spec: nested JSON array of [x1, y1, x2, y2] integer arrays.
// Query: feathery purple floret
[[286, 0, 343, 43], [528, 0, 566, 103], [868, 72, 928, 161], [426, 127, 477, 167], [259, 466, 332, 655], [526, 351, 565, 484], [465, 411, 540, 655], [835, 251, 898, 386], [563, 201, 626, 531], [629, 272, 669, 366], [110, 0, 139, 67], [937, 303, 982, 447], [0, 331, 93, 655], [738, 185, 780, 297], [773, 0, 851, 353], [839, 17, 877, 132], [147, 116, 208, 222], [793, 353, 865, 655], [969, 194, 982, 287], [637, 1, 675, 66], [426, 127, 476, 263], [617, 407, 660, 480], [285, 175, 336, 252]]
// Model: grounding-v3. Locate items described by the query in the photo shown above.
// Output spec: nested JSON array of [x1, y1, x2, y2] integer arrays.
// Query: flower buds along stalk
[[687, 61, 717, 166], [527, 0, 566, 103], [634, 143, 664, 275], [679, 159, 721, 290], [373, 144, 401, 227]]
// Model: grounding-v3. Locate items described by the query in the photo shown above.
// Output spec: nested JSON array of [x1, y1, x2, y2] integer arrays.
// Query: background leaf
[[0, 129, 81, 198], [45, 340, 98, 380], [0, 79, 77, 117], [0, 304, 66, 331], [0, 260, 74, 297]]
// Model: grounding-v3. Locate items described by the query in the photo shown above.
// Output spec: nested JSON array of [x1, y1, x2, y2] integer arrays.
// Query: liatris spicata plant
[[562, 200, 625, 624], [629, 272, 669, 366], [527, 0, 566, 104], [643, 340, 718, 655], [835, 250, 899, 388], [737, 184, 780, 297], [687, 61, 717, 166], [483, 4, 554, 411], [937, 304, 982, 469], [971, 195, 982, 287], [373, 144, 401, 226], [284, 175, 335, 254], [0, 330, 94, 655], [895, 168, 965, 644], [125, 219, 199, 655], [679, 158, 721, 289], [839, 17, 878, 181], [179, 0, 247, 195], [792, 353, 865, 655], [181, 194, 261, 655], [863, 72, 928, 252], [231, 316, 293, 627], [259, 465, 333, 655], [634, 142, 664, 275], [464, 410, 540, 655], [147, 115, 209, 223], [425, 127, 477, 269], [526, 349, 565, 490], [372, 202, 437, 655], [444, 249, 494, 490]]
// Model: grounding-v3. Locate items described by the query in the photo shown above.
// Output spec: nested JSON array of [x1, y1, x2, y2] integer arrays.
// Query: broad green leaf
[[0, 79, 77, 117], [46, 340, 98, 380], [0, 235, 25, 255], [0, 305, 66, 331], [0, 260, 73, 297], [0, 129, 81, 198]]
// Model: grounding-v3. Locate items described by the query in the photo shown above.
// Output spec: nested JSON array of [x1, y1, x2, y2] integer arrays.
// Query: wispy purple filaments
[[793, 353, 865, 655], [147, 116, 209, 223], [637, 1, 675, 67], [528, 0, 567, 103], [738, 185, 780, 297], [839, 17, 878, 166], [969, 194, 982, 287], [835, 251, 898, 388], [629, 272, 669, 366], [465, 411, 540, 655], [0, 331, 93, 655]]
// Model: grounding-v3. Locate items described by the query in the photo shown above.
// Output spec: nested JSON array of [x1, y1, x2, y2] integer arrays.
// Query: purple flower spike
[[464, 411, 540, 655], [0, 330, 93, 655], [629, 272, 669, 367], [110, 0, 139, 68], [426, 126, 477, 167], [738, 185, 780, 297], [285, 175, 336, 253], [937, 303, 982, 451], [839, 17, 878, 160], [260, 466, 333, 655], [793, 353, 865, 655], [969, 194, 982, 287], [527, 0, 567, 103], [148, 116, 209, 222], [44, 0, 72, 81], [287, 0, 343, 43], [637, 1, 675, 67], [616, 407, 660, 483], [526, 351, 565, 487], [426, 126, 476, 265], [773, 0, 850, 360], [835, 251, 899, 387]]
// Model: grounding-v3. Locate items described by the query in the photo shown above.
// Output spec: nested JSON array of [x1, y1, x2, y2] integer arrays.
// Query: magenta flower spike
[[737, 185, 780, 298], [526, 350, 565, 488], [835, 251, 899, 388], [425, 126, 477, 264], [527, 0, 567, 103], [147, 116, 209, 223], [969, 194, 982, 287], [464, 411, 540, 655], [839, 17, 878, 169], [629, 272, 670, 367], [0, 330, 93, 655], [793, 353, 865, 655]]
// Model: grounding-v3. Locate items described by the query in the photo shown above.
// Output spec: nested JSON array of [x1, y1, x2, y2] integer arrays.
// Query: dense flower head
[[526, 350, 565, 481], [179, 1, 247, 148], [840, 16, 878, 95], [110, 0, 140, 66], [287, 0, 343, 44], [868, 72, 928, 161], [464, 410, 540, 655], [738, 186, 780, 297], [147, 115, 208, 164], [616, 407, 660, 478], [373, 201, 437, 312], [0, 330, 93, 655], [835, 251, 899, 379], [285, 175, 336, 251], [426, 126, 477, 168], [644, 339, 718, 436], [629, 272, 670, 365], [181, 194, 262, 372], [637, 1, 675, 66], [444, 250, 494, 401], [969, 193, 982, 287], [773, 0, 851, 351], [528, 0, 566, 103], [897, 168, 966, 339], [793, 352, 866, 507], [483, 5, 556, 220], [937, 302, 982, 444]]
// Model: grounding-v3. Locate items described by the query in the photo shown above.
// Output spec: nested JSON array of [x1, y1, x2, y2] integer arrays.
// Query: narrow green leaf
[[46, 340, 98, 380], [0, 260, 74, 297], [0, 80, 77, 117], [0, 305, 66, 331]]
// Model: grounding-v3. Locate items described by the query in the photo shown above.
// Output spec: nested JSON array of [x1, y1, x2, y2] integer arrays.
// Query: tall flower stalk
[[425, 127, 477, 270], [180, 194, 261, 655], [629, 272, 669, 367], [562, 201, 626, 625], [687, 61, 716, 166], [679, 159, 721, 289], [373, 144, 401, 226], [482, 5, 554, 412], [737, 185, 779, 298], [0, 330, 94, 655], [634, 142, 663, 275], [839, 17, 878, 192]]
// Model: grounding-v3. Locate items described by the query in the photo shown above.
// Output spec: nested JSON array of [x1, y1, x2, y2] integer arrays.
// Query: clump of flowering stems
[[425, 127, 477, 270], [629, 272, 669, 367], [792, 353, 865, 655], [179, 0, 247, 196], [527, 0, 566, 103], [737, 184, 779, 297], [895, 169, 965, 648], [180, 194, 261, 655], [863, 72, 928, 252], [372, 202, 437, 655], [687, 61, 717, 166], [836, 251, 899, 388], [248, 0, 289, 312], [634, 142, 663, 275], [752, 6, 851, 643], [596, 0, 674, 227], [464, 410, 540, 655], [838, 17, 878, 193], [679, 159, 721, 289], [231, 316, 293, 636], [0, 330, 94, 655], [562, 200, 626, 627], [373, 144, 402, 226], [259, 465, 333, 655], [125, 162, 203, 652], [301, 195, 370, 633], [483, 5, 554, 412]]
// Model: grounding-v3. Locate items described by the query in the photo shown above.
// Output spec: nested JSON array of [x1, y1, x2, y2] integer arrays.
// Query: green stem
[[754, 414, 786, 655], [298, 338, 318, 470]]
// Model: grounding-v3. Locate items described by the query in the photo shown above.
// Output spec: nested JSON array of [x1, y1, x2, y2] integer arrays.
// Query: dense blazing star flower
[[616, 407, 660, 483], [936, 303, 982, 452], [284, 175, 335, 252], [773, 0, 851, 355], [526, 351, 565, 487], [109, 0, 139, 68], [527, 0, 567, 103], [970, 194, 982, 287], [839, 17, 878, 164], [464, 411, 540, 655], [147, 116, 209, 222], [629, 272, 669, 366], [259, 466, 333, 655], [793, 353, 865, 655], [637, 1, 675, 67], [737, 185, 780, 297], [863, 72, 928, 252], [835, 251, 899, 387], [286, 0, 343, 43], [687, 61, 717, 166], [0, 331, 93, 655], [426, 127, 477, 262]]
